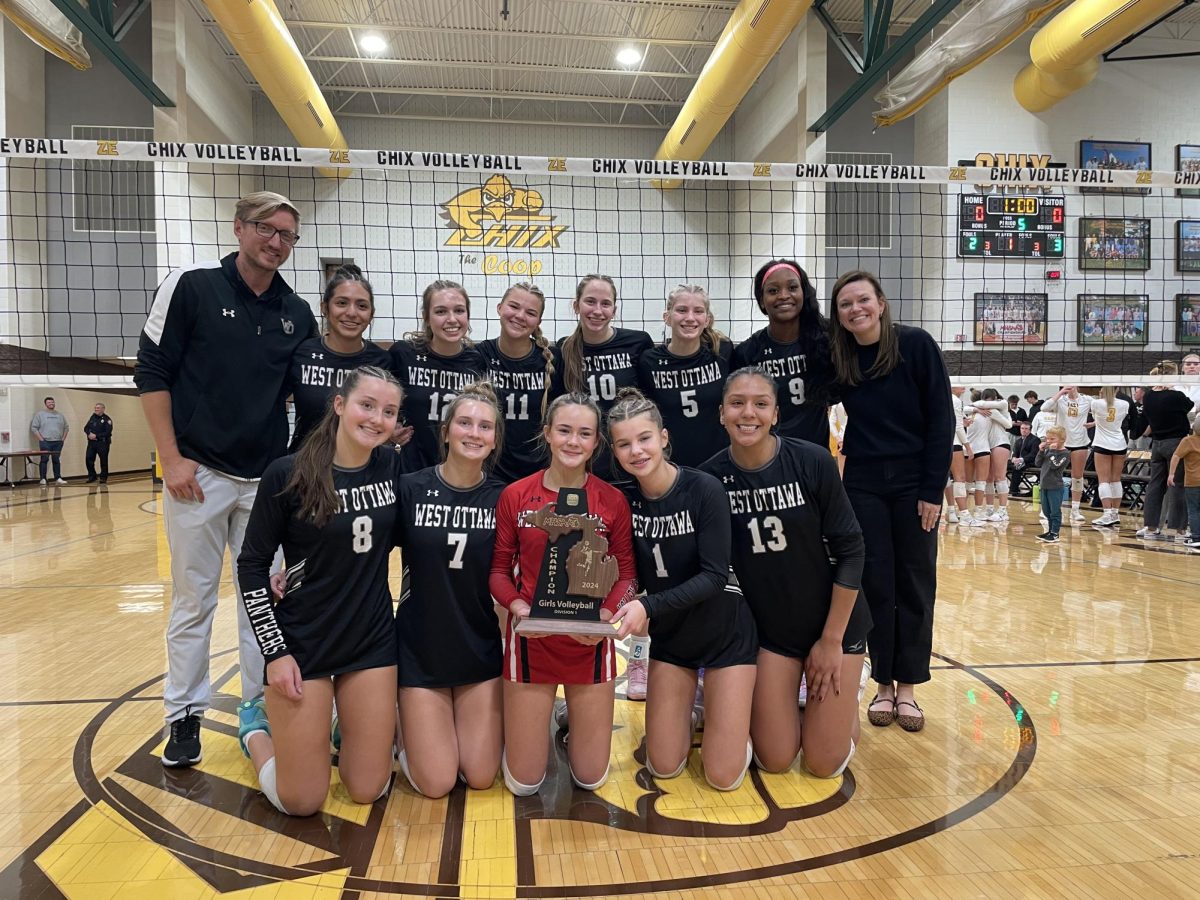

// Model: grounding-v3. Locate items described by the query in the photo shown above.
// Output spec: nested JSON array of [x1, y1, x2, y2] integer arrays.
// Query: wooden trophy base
[[513, 617, 616, 637]]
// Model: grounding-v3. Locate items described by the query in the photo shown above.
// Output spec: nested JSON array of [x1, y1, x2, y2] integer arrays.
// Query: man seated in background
[[1009, 420, 1040, 496]]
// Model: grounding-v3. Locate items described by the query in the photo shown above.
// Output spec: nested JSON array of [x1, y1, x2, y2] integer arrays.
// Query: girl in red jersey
[[489, 393, 637, 795]]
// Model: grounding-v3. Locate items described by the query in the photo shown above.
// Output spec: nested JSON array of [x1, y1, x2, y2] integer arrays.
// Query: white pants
[[162, 465, 264, 722]]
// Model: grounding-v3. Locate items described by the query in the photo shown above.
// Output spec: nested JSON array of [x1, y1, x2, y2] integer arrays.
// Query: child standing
[[1167, 418, 1200, 549], [1035, 426, 1071, 543], [1036, 427, 1075, 547]]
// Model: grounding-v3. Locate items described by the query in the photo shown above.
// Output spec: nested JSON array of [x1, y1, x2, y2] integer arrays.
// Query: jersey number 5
[[747, 515, 787, 553], [352, 516, 373, 554]]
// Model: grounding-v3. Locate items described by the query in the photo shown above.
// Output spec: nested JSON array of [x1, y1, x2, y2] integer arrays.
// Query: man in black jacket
[[1132, 381, 1194, 540], [1008, 420, 1040, 495], [134, 191, 317, 769], [83, 403, 113, 483]]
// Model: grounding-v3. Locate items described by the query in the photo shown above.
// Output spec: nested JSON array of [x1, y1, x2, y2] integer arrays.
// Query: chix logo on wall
[[440, 175, 568, 276]]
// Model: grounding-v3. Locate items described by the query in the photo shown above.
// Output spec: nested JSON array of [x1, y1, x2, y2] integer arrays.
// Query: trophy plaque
[[513, 487, 619, 636]]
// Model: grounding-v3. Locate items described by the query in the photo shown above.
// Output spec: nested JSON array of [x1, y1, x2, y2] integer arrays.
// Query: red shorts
[[503, 621, 617, 685]]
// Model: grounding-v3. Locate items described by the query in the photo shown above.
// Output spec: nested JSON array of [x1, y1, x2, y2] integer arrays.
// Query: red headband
[[761, 262, 803, 286]]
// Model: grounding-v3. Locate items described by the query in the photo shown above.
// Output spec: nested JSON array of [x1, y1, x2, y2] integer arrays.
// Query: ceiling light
[[359, 34, 388, 54], [616, 47, 642, 66]]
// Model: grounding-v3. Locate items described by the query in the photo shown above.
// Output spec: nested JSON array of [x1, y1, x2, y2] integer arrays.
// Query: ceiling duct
[[653, 0, 813, 189], [203, 0, 347, 172], [873, 0, 1068, 127], [0, 0, 90, 69], [1013, 0, 1182, 112]]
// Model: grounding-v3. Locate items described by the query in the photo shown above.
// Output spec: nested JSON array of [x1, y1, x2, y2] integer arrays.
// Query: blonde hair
[[666, 284, 726, 355], [500, 282, 556, 416], [439, 380, 505, 466], [1101, 385, 1117, 409], [235, 191, 300, 225], [1046, 425, 1067, 442]]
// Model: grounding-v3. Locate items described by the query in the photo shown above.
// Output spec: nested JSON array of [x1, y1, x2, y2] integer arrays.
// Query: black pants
[[844, 458, 937, 686], [85, 441, 110, 479]]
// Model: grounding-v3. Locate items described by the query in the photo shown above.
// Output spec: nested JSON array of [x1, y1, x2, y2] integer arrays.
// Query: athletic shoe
[[38, 479, 46, 486], [1093, 512, 1116, 527], [1070, 511, 1085, 524], [1146, 531, 1169, 542], [967, 516, 987, 527], [798, 674, 807, 708], [1135, 526, 1155, 538], [1035, 532, 1059, 543], [237, 698, 269, 758], [858, 658, 872, 704], [162, 707, 202, 768], [985, 511, 1006, 522], [553, 698, 569, 732], [626, 657, 648, 701], [55, 478, 67, 485], [1185, 539, 1200, 549], [1175, 532, 1192, 544], [946, 510, 959, 524]]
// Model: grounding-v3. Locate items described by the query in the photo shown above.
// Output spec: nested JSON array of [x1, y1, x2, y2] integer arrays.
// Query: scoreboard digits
[[959, 194, 1066, 258]]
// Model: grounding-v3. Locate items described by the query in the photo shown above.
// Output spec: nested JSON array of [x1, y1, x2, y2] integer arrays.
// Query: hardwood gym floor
[[0, 479, 1197, 898]]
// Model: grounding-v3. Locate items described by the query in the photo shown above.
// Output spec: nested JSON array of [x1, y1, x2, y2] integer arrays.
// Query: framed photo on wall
[[1179, 294, 1200, 346], [1178, 145, 1200, 199], [1077, 294, 1149, 346], [1079, 139, 1151, 195], [1178, 221, 1200, 273], [973, 293, 1047, 345], [1079, 217, 1150, 270]]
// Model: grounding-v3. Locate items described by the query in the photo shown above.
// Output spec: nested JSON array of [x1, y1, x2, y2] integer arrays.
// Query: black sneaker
[[162, 708, 203, 767], [1035, 532, 1059, 543]]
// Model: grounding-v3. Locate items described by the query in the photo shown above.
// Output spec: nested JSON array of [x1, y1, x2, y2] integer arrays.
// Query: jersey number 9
[[789, 378, 804, 406]]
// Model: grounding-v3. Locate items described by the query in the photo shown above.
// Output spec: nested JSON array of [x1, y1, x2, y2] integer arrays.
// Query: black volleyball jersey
[[637, 340, 732, 467], [394, 466, 505, 687], [237, 447, 401, 679], [388, 340, 486, 472], [555, 327, 653, 480], [288, 337, 391, 451], [478, 338, 559, 482], [731, 329, 831, 447], [623, 467, 751, 656], [700, 437, 867, 657]]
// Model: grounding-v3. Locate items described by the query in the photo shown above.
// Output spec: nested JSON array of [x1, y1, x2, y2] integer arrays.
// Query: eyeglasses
[[248, 220, 300, 246]]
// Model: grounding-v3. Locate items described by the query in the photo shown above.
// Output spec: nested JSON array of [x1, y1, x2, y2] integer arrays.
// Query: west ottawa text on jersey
[[335, 480, 397, 514], [631, 509, 696, 540], [647, 360, 723, 390], [407, 366, 481, 389], [412, 503, 497, 530], [725, 481, 806, 515]]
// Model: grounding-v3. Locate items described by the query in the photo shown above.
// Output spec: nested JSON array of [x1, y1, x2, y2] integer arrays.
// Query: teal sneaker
[[237, 697, 270, 758]]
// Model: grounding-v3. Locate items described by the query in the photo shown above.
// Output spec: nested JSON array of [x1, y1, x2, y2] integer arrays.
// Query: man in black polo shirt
[[135, 191, 317, 767]]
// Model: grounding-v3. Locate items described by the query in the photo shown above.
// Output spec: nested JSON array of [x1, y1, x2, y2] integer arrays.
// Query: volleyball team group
[[135, 191, 954, 817]]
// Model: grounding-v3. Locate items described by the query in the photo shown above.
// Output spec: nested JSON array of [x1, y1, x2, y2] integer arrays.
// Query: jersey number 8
[[352, 516, 373, 554]]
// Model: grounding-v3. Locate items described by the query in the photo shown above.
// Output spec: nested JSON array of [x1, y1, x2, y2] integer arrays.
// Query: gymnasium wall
[[0, 388, 154, 477], [917, 34, 1200, 358]]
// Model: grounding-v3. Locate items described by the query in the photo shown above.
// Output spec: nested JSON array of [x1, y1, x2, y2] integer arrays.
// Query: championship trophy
[[513, 487, 619, 636]]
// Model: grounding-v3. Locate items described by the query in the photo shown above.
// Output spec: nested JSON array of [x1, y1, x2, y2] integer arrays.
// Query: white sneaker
[[55, 478, 67, 485], [1070, 511, 1085, 523], [1093, 512, 1114, 526], [985, 510, 1006, 522], [946, 509, 959, 524], [1175, 532, 1192, 544], [1135, 526, 1152, 538], [39, 479, 47, 486], [967, 516, 987, 527]]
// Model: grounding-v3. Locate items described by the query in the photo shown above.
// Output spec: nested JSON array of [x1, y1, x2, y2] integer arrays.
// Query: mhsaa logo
[[441, 175, 567, 249]]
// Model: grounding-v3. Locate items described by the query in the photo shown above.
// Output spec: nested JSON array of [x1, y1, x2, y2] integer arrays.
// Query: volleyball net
[[1, 138, 1197, 387]]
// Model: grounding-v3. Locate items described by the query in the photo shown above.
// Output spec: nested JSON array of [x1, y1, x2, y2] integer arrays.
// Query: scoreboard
[[958, 194, 1065, 258]]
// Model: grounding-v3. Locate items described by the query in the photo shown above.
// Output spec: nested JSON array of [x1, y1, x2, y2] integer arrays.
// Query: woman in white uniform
[[945, 386, 974, 524], [1090, 387, 1130, 528], [1043, 386, 1093, 523], [963, 394, 992, 524], [971, 389, 1013, 523]]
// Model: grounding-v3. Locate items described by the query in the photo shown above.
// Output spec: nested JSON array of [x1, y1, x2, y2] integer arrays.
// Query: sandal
[[896, 699, 925, 733], [867, 694, 897, 727]]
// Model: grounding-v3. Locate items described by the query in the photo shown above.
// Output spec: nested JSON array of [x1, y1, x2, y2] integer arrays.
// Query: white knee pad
[[952, 482, 967, 499], [1109, 482, 1123, 502], [646, 754, 688, 779], [705, 740, 753, 792], [802, 739, 856, 780], [501, 751, 543, 797], [993, 480, 1009, 496], [396, 749, 427, 797], [1096, 482, 1111, 500], [569, 761, 610, 792], [257, 756, 290, 815], [974, 480, 988, 494]]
